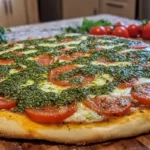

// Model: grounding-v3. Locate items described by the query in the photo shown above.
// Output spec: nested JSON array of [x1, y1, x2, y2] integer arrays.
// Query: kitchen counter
[[7, 14, 139, 42]]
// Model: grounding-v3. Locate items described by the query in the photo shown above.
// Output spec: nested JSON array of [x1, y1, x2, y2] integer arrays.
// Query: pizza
[[0, 33, 150, 145]]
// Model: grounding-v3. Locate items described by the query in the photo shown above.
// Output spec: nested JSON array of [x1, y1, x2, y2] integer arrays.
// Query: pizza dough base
[[0, 109, 149, 145]]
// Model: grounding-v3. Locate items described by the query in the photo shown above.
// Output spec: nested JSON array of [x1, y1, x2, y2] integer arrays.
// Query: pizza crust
[[0, 109, 150, 145]]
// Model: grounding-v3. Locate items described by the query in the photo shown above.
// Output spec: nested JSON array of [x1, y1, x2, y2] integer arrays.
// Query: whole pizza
[[0, 33, 150, 145]]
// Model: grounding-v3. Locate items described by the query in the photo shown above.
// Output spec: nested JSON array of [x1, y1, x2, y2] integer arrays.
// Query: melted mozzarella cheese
[[111, 88, 131, 96], [135, 78, 150, 85], [65, 103, 103, 123], [88, 74, 113, 87], [22, 50, 37, 55], [92, 61, 131, 66], [39, 81, 67, 94], [21, 80, 34, 87]]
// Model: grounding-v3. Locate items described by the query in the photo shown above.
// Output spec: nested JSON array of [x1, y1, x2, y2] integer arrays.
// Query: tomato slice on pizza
[[36, 54, 54, 66], [0, 59, 15, 65], [118, 78, 138, 89], [131, 45, 148, 49], [49, 65, 94, 87], [58, 52, 84, 61], [25, 102, 77, 123], [0, 97, 16, 109], [11, 51, 24, 56], [83, 96, 131, 116], [131, 83, 150, 105]]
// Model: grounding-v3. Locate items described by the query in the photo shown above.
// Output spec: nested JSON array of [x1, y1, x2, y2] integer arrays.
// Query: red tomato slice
[[25, 103, 77, 123], [60, 39, 72, 43], [58, 52, 84, 61], [49, 65, 77, 86], [83, 99, 101, 113], [131, 83, 150, 105], [60, 48, 71, 52], [0, 59, 15, 65], [83, 96, 131, 116], [49, 65, 94, 87], [0, 97, 16, 109], [130, 45, 148, 49], [36, 54, 54, 67], [11, 51, 24, 56], [118, 78, 138, 89]]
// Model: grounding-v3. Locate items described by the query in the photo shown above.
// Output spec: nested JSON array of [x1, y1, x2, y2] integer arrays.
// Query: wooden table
[[0, 134, 150, 150]]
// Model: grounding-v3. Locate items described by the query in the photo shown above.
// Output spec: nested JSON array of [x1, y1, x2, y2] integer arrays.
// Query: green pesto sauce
[[0, 34, 149, 111]]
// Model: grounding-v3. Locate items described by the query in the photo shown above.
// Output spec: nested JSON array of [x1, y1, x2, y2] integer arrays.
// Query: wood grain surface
[[0, 134, 150, 150]]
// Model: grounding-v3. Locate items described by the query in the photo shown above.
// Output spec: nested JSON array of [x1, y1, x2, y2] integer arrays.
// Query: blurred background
[[0, 0, 149, 27]]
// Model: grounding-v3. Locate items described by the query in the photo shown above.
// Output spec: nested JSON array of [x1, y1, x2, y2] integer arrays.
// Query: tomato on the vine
[[105, 26, 114, 35], [112, 26, 129, 38], [142, 23, 150, 40], [89, 26, 107, 35], [127, 24, 140, 38]]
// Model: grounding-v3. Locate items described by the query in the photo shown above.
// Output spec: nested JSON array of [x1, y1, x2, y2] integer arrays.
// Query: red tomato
[[139, 25, 144, 37], [89, 26, 107, 35], [142, 23, 150, 40], [36, 54, 54, 67], [58, 52, 84, 61], [127, 24, 140, 38], [118, 78, 138, 89], [25, 103, 77, 123], [0, 59, 15, 65], [11, 51, 24, 56], [105, 26, 114, 35], [112, 26, 129, 38], [49, 65, 94, 87], [83, 96, 131, 116], [0, 97, 16, 109], [131, 45, 148, 49], [131, 83, 150, 105]]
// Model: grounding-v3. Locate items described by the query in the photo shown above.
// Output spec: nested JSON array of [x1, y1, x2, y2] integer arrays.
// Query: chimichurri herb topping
[[0, 34, 149, 111]]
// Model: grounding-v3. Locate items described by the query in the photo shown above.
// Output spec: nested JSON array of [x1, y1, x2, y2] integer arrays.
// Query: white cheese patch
[[92, 61, 131, 67], [80, 36, 87, 40], [39, 81, 67, 94], [66, 40, 81, 45], [22, 50, 37, 55], [87, 74, 113, 87], [12, 44, 24, 50], [39, 43, 64, 47], [0, 44, 24, 55], [64, 33, 81, 37], [111, 87, 131, 96], [21, 80, 34, 87], [65, 103, 103, 123], [98, 43, 124, 49], [9, 69, 19, 74], [145, 47, 150, 51], [27, 57, 34, 60], [135, 78, 150, 85]]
